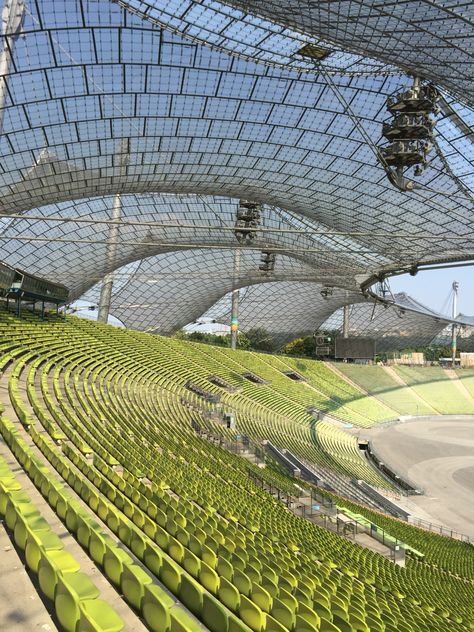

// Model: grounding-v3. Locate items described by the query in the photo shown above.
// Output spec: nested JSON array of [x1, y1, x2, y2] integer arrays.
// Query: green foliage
[[174, 331, 229, 346], [424, 345, 454, 361], [377, 345, 454, 362], [173, 330, 251, 349], [244, 327, 276, 352], [236, 332, 251, 350], [282, 331, 337, 358], [282, 336, 315, 357]]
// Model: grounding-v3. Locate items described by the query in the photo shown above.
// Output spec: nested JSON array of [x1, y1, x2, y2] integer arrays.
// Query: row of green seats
[[2, 306, 474, 631], [0, 451, 124, 632]]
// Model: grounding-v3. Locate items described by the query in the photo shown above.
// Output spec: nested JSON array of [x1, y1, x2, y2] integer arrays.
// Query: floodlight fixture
[[234, 200, 261, 243], [259, 251, 276, 273], [378, 77, 440, 192]]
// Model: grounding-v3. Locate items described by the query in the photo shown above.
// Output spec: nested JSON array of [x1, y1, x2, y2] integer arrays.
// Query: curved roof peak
[[115, 0, 474, 105]]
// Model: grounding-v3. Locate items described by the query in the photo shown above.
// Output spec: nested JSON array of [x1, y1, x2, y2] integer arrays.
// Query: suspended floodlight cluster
[[259, 251, 276, 273], [234, 200, 261, 243], [378, 77, 440, 192]]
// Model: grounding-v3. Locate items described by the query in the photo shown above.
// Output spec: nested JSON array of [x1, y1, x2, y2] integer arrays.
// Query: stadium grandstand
[[1, 1, 474, 631]]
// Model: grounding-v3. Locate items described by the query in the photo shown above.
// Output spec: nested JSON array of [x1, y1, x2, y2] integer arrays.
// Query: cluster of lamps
[[378, 78, 440, 191], [259, 251, 276, 273], [234, 200, 261, 243]]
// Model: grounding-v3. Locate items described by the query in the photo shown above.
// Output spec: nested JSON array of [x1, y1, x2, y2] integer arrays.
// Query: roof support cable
[[430, 136, 474, 207], [316, 62, 447, 194], [369, 299, 378, 322], [313, 61, 386, 169]]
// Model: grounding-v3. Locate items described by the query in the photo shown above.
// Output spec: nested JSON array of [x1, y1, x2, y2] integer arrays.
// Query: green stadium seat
[[169, 606, 202, 632], [319, 620, 343, 632], [121, 563, 153, 610], [56, 573, 121, 632], [37, 548, 81, 600], [160, 556, 182, 594], [1, 306, 474, 632], [24, 528, 66, 573], [142, 583, 174, 632], [239, 594, 266, 631], [78, 598, 125, 632], [103, 544, 134, 587], [199, 560, 220, 593], [218, 576, 241, 612], [179, 573, 204, 617], [13, 511, 51, 550]]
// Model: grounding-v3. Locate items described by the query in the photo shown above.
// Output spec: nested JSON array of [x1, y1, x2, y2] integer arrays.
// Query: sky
[[390, 265, 474, 317]]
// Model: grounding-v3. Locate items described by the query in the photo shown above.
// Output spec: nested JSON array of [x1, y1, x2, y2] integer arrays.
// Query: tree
[[236, 332, 251, 350], [378, 344, 455, 363], [282, 336, 315, 357], [173, 331, 229, 346], [244, 327, 276, 352]]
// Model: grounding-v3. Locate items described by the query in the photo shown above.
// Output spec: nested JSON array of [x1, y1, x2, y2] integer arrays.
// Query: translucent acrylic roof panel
[[201, 281, 365, 346], [1, 0, 474, 338], [3, 187, 474, 342], [433, 322, 474, 352], [216, 0, 474, 105], [0, 0, 473, 282], [1, 193, 375, 303], [112, 0, 395, 74], [81, 249, 321, 333], [322, 292, 457, 352], [202, 284, 474, 351]]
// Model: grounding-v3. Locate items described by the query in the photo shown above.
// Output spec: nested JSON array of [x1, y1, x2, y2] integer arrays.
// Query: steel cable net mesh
[[81, 250, 323, 333], [1, 189, 472, 344], [110, 0, 395, 75], [200, 284, 474, 351], [0, 192, 376, 334], [0, 0, 473, 340], [201, 281, 365, 347], [116, 0, 474, 105], [226, 1, 474, 106], [320, 292, 474, 353], [0, 1, 473, 249]]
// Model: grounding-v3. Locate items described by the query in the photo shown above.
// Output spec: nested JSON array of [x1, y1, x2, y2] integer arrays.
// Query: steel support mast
[[0, 0, 25, 134], [342, 304, 350, 338], [451, 281, 459, 366], [230, 248, 241, 350], [98, 138, 129, 323]]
